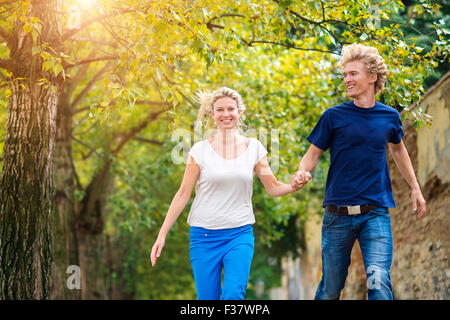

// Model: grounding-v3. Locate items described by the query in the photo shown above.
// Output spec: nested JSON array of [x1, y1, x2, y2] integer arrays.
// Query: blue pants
[[315, 207, 393, 300], [189, 224, 254, 300]]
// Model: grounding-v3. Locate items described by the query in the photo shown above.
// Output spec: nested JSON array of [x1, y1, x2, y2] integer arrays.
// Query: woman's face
[[212, 97, 241, 130]]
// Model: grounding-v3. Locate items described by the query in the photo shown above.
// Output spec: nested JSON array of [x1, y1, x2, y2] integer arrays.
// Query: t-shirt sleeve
[[389, 111, 404, 144], [307, 110, 332, 151], [188, 141, 203, 167], [254, 139, 268, 164]]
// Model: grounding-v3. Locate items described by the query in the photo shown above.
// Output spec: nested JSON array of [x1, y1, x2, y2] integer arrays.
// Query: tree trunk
[[50, 89, 80, 299], [73, 109, 163, 299], [77, 165, 115, 299], [0, 0, 62, 300], [0, 80, 59, 299]]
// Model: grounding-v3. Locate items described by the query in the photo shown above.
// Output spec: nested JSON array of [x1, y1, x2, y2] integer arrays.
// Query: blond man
[[292, 44, 426, 300]]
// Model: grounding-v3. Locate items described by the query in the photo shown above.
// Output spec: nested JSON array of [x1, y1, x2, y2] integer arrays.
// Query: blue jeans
[[315, 207, 393, 300], [189, 224, 254, 300]]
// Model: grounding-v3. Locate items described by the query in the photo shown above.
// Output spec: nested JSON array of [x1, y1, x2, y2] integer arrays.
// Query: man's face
[[343, 60, 377, 98]]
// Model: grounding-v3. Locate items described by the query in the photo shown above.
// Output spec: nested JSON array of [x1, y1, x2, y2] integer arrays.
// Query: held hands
[[290, 170, 312, 191]]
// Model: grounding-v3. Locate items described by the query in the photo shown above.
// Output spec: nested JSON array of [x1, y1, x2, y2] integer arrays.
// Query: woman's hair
[[195, 87, 246, 129], [340, 43, 388, 95]]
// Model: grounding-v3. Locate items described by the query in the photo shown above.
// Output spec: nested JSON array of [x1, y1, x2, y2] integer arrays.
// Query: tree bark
[[0, 0, 62, 300], [0, 79, 59, 299]]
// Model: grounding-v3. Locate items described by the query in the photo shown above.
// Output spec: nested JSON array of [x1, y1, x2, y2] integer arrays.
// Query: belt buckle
[[347, 205, 361, 215]]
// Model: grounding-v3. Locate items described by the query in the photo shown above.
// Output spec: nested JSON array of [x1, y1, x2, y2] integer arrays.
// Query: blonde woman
[[150, 87, 307, 300]]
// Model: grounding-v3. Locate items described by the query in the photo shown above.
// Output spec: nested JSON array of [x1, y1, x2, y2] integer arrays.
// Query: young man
[[291, 43, 427, 300]]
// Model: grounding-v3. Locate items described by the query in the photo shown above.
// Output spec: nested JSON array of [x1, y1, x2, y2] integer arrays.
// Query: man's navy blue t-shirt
[[307, 100, 404, 208]]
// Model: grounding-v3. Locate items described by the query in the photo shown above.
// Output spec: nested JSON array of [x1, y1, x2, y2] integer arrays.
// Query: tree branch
[[0, 26, 10, 44], [0, 58, 12, 71], [134, 100, 172, 107], [272, 0, 348, 26], [70, 61, 113, 110], [61, 8, 136, 42], [177, 91, 197, 108], [206, 22, 224, 30], [320, 0, 326, 23], [247, 40, 337, 54], [73, 106, 91, 115], [208, 13, 245, 23], [132, 137, 163, 146], [111, 109, 165, 157], [204, 7, 343, 53], [78, 108, 166, 212], [70, 152, 83, 190], [206, 13, 245, 29], [72, 36, 118, 48], [73, 97, 172, 115], [67, 49, 97, 95], [99, 20, 130, 50], [72, 135, 105, 160], [64, 55, 118, 69]]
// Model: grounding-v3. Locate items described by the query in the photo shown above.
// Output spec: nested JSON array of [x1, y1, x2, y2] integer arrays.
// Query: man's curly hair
[[340, 43, 388, 95]]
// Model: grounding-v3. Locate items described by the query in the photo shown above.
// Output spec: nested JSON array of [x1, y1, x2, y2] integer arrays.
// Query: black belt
[[325, 204, 378, 215]]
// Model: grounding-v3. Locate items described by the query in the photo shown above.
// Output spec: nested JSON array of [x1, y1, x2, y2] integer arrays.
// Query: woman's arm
[[150, 155, 200, 266], [255, 156, 303, 197]]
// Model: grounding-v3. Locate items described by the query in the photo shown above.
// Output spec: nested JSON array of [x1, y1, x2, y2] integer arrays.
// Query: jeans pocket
[[322, 211, 337, 227], [370, 207, 389, 215]]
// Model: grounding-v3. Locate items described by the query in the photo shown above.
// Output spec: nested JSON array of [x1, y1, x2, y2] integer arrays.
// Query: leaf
[[155, 66, 163, 81], [360, 33, 368, 41], [33, 22, 42, 34], [22, 22, 33, 34], [42, 60, 54, 72], [32, 46, 41, 56]]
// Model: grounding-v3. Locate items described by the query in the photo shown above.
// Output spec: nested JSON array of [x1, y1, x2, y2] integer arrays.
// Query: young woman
[[150, 87, 307, 300]]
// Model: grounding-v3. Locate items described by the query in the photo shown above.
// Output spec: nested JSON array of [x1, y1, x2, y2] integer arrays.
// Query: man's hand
[[290, 170, 312, 190], [411, 188, 427, 219], [388, 141, 427, 219]]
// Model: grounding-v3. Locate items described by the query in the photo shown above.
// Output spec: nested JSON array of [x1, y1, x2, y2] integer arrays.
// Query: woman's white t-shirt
[[187, 137, 268, 230]]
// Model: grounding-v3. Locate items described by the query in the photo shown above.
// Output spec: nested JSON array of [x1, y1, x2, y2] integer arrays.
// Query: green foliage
[[105, 139, 197, 299], [0, 0, 447, 299]]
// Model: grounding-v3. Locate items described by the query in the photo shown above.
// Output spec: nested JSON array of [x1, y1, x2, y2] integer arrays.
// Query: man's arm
[[291, 144, 324, 188], [298, 144, 324, 172], [388, 141, 427, 219]]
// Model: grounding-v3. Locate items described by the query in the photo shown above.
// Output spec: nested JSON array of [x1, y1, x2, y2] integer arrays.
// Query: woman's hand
[[150, 236, 166, 267], [290, 170, 312, 190], [255, 156, 302, 196]]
